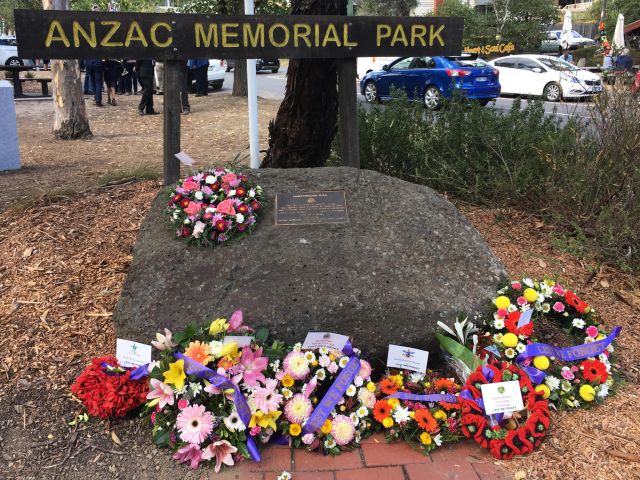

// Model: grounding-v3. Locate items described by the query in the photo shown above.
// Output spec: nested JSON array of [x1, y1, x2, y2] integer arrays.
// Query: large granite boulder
[[113, 167, 506, 363]]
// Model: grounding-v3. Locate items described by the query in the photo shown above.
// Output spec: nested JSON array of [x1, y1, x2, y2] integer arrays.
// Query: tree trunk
[[42, 0, 92, 139], [262, 0, 345, 168], [232, 60, 248, 97]]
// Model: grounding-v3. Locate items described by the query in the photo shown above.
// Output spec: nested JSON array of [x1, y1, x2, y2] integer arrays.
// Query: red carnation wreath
[[71, 356, 149, 419], [459, 362, 550, 460]]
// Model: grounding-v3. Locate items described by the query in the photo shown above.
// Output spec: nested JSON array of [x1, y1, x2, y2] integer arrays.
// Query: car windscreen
[[538, 57, 577, 72], [453, 60, 488, 68]]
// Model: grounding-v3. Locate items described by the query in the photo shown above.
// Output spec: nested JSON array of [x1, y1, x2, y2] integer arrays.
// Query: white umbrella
[[612, 13, 625, 52], [560, 10, 572, 50]]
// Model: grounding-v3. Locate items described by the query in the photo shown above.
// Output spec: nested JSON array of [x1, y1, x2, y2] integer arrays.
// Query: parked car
[[203, 59, 226, 90], [357, 56, 398, 79], [0, 37, 32, 66], [489, 54, 602, 102], [541, 30, 596, 52], [225, 58, 280, 73], [360, 55, 501, 110]]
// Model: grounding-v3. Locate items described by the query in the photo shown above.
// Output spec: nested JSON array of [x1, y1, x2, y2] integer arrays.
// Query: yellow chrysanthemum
[[419, 432, 432, 445], [163, 359, 186, 391], [209, 318, 229, 336], [387, 398, 400, 408], [321, 419, 332, 434], [533, 356, 550, 371], [433, 410, 447, 422], [281, 374, 295, 388], [495, 296, 511, 310], [289, 423, 302, 436], [366, 382, 376, 392], [390, 374, 404, 388], [502, 333, 519, 348], [535, 384, 551, 399], [382, 417, 394, 428], [579, 384, 596, 402], [523, 288, 539, 303]]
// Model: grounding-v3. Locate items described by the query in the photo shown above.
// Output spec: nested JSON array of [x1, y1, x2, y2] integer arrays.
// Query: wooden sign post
[[14, 10, 464, 184]]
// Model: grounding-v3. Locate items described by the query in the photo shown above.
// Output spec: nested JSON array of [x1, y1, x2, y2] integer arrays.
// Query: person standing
[[189, 59, 209, 96], [86, 58, 104, 106], [180, 60, 191, 114], [135, 59, 158, 115], [103, 59, 121, 106]]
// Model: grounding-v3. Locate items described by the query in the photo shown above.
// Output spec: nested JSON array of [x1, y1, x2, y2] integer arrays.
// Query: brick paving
[[200, 434, 507, 480]]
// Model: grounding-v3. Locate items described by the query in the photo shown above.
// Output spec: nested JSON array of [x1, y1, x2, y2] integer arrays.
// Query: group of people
[[82, 58, 211, 116]]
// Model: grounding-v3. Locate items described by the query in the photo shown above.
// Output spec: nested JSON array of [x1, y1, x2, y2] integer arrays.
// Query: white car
[[0, 37, 32, 66], [546, 30, 597, 49], [357, 56, 398, 79], [205, 59, 226, 90], [489, 54, 602, 102]]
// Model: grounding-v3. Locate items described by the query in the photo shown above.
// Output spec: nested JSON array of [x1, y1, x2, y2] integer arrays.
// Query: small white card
[[480, 380, 524, 415], [386, 344, 429, 373], [302, 332, 348, 352], [223, 336, 254, 348], [517, 309, 533, 329], [116, 339, 152, 368], [175, 151, 195, 166]]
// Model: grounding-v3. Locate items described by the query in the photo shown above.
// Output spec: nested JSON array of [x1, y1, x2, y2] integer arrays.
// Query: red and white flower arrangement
[[166, 168, 264, 247], [141, 311, 286, 471], [273, 343, 376, 454], [71, 356, 149, 419]]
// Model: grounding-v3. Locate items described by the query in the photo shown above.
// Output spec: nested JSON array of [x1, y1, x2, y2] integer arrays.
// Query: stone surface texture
[[114, 167, 506, 360], [0, 80, 21, 171]]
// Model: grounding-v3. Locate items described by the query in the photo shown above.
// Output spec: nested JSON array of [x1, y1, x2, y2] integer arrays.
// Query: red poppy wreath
[[459, 363, 551, 460]]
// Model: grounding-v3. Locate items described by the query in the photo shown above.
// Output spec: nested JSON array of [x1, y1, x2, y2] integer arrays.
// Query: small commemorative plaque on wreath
[[275, 191, 348, 225]]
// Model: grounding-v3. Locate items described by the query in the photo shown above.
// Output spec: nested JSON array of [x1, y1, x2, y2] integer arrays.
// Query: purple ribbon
[[460, 387, 503, 423], [302, 355, 361, 434], [174, 352, 261, 463], [130, 364, 149, 380], [384, 392, 458, 403], [515, 326, 622, 384], [101, 361, 148, 380]]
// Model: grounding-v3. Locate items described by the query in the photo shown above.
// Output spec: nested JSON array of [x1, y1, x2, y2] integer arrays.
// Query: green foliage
[[355, 90, 640, 270], [0, 0, 41, 33], [591, 0, 640, 37], [491, 0, 560, 52], [179, 0, 289, 14], [356, 0, 418, 16], [69, 0, 157, 12], [427, 0, 490, 47]]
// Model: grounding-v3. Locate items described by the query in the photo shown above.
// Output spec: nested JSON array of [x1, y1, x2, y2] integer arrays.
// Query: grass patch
[[97, 165, 162, 186]]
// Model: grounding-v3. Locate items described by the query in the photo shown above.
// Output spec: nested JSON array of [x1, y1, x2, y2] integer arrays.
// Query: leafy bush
[[355, 91, 639, 270]]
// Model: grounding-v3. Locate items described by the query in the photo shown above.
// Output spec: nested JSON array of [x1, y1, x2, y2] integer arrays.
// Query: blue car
[[360, 55, 501, 109]]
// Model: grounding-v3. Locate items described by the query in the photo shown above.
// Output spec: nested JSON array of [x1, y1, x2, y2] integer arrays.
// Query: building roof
[[625, 19, 640, 33]]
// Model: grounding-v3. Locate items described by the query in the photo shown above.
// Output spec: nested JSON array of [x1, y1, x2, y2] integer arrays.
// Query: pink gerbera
[[239, 347, 268, 386], [283, 351, 310, 380], [331, 415, 356, 445], [250, 378, 283, 412], [285, 394, 313, 424], [176, 404, 214, 445]]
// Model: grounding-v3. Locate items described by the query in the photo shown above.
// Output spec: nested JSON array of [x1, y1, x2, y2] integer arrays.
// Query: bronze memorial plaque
[[275, 191, 349, 225]]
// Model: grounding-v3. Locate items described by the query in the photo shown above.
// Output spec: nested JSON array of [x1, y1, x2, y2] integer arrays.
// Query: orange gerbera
[[414, 408, 438, 432], [373, 400, 392, 422], [379, 378, 398, 395], [434, 378, 456, 392], [184, 340, 213, 365]]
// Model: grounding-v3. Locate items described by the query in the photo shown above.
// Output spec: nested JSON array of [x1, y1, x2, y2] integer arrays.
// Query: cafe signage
[[14, 10, 464, 60]]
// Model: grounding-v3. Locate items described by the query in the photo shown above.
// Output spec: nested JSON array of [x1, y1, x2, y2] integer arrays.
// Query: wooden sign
[[275, 191, 349, 225], [14, 10, 464, 60]]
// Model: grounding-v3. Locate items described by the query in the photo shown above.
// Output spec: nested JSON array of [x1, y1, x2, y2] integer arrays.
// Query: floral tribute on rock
[[166, 168, 264, 247], [460, 363, 551, 460], [70, 356, 149, 418], [140, 311, 286, 471], [273, 343, 376, 454], [373, 370, 463, 454], [485, 278, 621, 409]]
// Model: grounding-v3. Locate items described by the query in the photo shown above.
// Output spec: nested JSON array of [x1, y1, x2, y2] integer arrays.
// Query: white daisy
[[597, 384, 610, 398], [545, 375, 560, 391], [434, 434, 443, 446], [357, 406, 369, 418], [523, 278, 534, 288], [504, 348, 516, 359], [325, 438, 336, 449], [493, 319, 505, 329], [293, 343, 302, 352], [392, 406, 411, 423], [516, 343, 526, 353], [339, 357, 349, 368], [281, 387, 293, 400], [542, 303, 551, 313], [318, 347, 329, 355], [350, 412, 360, 426], [304, 351, 316, 363], [493, 333, 504, 343], [315, 369, 326, 381], [223, 410, 246, 431], [572, 319, 586, 329], [346, 385, 357, 397]]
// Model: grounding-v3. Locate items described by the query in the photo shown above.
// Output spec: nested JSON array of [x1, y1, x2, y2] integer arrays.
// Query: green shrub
[[355, 92, 639, 270]]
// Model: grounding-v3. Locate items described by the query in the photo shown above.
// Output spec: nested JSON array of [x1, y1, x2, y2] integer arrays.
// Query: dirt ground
[[1, 84, 281, 209], [0, 91, 639, 480]]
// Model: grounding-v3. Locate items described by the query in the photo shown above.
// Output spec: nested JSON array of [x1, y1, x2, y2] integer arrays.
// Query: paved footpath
[[202, 434, 506, 480]]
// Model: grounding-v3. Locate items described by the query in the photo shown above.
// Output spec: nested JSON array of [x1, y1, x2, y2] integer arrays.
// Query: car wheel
[[423, 85, 442, 110], [363, 81, 379, 103], [478, 99, 490, 107], [271, 68, 278, 73], [211, 81, 223, 90], [543, 82, 562, 102], [6, 57, 23, 67], [226, 66, 232, 72]]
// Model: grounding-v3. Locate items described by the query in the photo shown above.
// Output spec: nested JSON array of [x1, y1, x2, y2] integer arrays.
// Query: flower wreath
[[484, 278, 620, 409], [71, 355, 149, 419], [273, 344, 375, 454], [141, 311, 286, 471], [459, 363, 550, 460], [373, 369, 462, 453], [166, 168, 264, 247]]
